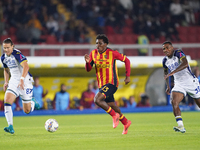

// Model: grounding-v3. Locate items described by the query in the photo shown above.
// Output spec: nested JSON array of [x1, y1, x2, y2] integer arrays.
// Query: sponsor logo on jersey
[[96, 64, 110, 68]]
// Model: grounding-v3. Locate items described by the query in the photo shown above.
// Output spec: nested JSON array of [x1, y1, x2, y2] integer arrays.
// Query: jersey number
[[102, 86, 109, 92], [26, 88, 33, 94], [195, 86, 200, 94], [168, 62, 179, 71]]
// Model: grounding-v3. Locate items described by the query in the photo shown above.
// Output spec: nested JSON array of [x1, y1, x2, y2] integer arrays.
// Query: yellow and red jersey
[[86, 47, 130, 88]]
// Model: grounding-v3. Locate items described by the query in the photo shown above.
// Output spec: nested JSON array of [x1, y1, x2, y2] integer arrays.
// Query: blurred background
[[0, 0, 200, 114]]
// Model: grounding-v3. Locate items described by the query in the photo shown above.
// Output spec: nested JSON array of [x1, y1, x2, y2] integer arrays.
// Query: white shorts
[[6, 77, 33, 102], [171, 77, 200, 99]]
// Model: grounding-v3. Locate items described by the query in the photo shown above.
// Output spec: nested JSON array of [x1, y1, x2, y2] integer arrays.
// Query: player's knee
[[171, 100, 179, 107], [94, 95, 102, 105], [94, 95, 99, 104]]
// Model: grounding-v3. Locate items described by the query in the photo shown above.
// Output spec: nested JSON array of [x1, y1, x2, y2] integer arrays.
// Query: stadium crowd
[[0, 0, 200, 44]]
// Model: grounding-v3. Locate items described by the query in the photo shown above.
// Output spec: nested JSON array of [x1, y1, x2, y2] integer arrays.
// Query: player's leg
[[94, 84, 119, 113], [191, 77, 200, 107], [107, 102, 122, 115], [171, 92, 184, 116], [106, 102, 120, 128], [21, 83, 40, 114], [4, 91, 16, 134], [21, 98, 40, 114], [94, 84, 120, 128], [108, 101, 131, 134], [194, 98, 200, 108], [171, 91, 186, 133], [189, 79, 200, 109], [94, 92, 110, 111], [22, 100, 33, 114], [94, 92, 119, 127]]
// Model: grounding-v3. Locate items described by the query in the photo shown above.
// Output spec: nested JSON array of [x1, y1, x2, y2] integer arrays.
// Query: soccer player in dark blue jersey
[[1, 38, 40, 134], [162, 41, 200, 133]]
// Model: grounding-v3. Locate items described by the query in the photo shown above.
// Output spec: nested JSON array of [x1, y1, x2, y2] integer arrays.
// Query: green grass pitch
[[0, 111, 200, 150]]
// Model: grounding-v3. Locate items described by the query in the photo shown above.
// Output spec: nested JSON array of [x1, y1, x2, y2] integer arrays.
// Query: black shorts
[[99, 83, 117, 103]]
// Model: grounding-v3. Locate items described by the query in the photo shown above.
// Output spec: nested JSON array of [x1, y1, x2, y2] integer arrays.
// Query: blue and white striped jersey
[[1, 49, 32, 81], [162, 49, 195, 85]]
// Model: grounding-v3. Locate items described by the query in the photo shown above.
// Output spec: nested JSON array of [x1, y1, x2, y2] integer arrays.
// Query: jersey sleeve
[[162, 57, 168, 70], [89, 51, 94, 66], [85, 51, 94, 72], [13, 51, 27, 64], [113, 50, 126, 61], [113, 50, 131, 76], [1, 54, 8, 68], [174, 50, 186, 60]]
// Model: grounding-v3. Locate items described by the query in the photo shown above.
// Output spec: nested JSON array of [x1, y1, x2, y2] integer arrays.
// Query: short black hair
[[3, 38, 14, 45], [96, 34, 109, 44], [162, 41, 172, 46]]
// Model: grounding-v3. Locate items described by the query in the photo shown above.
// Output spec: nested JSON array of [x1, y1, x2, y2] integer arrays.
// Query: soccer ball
[[45, 119, 59, 132]]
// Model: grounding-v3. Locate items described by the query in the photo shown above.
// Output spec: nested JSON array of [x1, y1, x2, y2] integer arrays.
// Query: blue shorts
[[99, 83, 117, 103]]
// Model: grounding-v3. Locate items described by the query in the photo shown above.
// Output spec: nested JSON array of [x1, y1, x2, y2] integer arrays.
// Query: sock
[[4, 103, 13, 126], [119, 114, 128, 125], [175, 116, 184, 127], [31, 101, 35, 112], [106, 107, 116, 117]]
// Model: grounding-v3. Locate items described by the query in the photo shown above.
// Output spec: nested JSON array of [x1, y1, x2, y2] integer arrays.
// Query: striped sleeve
[[113, 50, 126, 61], [1, 54, 8, 68]]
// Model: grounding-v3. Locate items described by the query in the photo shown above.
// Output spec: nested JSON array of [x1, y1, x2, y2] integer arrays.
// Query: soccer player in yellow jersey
[[84, 34, 131, 134]]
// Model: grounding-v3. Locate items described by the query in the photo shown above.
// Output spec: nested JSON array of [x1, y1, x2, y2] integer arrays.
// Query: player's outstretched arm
[[164, 57, 188, 80]]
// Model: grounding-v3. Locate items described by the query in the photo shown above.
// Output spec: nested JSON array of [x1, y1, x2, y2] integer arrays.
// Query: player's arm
[[114, 51, 131, 84], [21, 61, 29, 77], [84, 53, 93, 72], [124, 57, 131, 84], [164, 56, 188, 80], [3, 68, 10, 91], [164, 68, 170, 95], [18, 61, 29, 90]]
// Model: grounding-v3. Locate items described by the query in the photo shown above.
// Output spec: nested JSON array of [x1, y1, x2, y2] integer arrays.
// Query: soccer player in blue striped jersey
[[1, 38, 40, 134], [162, 41, 200, 133]]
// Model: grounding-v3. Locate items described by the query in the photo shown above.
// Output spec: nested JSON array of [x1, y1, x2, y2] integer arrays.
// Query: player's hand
[[166, 87, 171, 95], [164, 74, 170, 80], [164, 72, 174, 80], [84, 54, 90, 63], [18, 79, 25, 90], [3, 82, 8, 91], [124, 76, 130, 85]]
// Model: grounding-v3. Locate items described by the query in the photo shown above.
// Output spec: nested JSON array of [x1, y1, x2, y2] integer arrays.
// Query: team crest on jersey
[[104, 55, 107, 59], [20, 54, 25, 60]]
